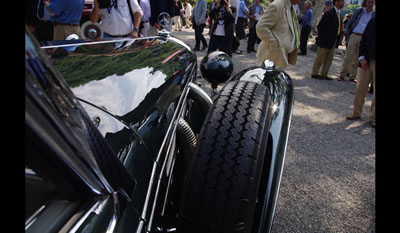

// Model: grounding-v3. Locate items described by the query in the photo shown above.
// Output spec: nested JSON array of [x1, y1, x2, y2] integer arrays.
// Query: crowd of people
[[25, 0, 375, 127]]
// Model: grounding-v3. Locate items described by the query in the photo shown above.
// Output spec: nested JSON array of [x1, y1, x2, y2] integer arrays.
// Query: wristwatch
[[133, 27, 139, 32]]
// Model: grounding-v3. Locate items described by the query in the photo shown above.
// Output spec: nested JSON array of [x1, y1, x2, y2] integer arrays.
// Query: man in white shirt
[[338, 0, 375, 81], [140, 0, 151, 37], [90, 0, 143, 38], [184, 1, 192, 28]]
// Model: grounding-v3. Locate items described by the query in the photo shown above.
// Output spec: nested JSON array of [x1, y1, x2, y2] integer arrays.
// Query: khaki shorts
[[53, 24, 81, 41]]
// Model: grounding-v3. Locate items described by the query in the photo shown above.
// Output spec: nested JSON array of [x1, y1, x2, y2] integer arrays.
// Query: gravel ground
[[172, 28, 375, 233]]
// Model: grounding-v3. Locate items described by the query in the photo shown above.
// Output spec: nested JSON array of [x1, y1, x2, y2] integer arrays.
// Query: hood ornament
[[157, 12, 172, 38]]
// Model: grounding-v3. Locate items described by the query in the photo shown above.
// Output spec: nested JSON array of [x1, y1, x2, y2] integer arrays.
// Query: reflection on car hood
[[43, 37, 195, 118], [72, 66, 166, 116]]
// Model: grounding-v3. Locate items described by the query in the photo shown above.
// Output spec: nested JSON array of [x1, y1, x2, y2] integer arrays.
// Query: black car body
[[25, 26, 293, 233]]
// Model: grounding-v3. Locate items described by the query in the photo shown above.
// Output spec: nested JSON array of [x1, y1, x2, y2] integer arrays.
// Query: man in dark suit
[[311, 0, 345, 80]]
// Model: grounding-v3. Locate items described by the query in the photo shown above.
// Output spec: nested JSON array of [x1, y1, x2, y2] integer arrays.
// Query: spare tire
[[180, 81, 273, 233]]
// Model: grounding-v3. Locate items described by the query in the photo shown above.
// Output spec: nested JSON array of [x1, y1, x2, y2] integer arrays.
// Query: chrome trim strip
[[25, 205, 46, 230], [161, 140, 177, 216], [68, 194, 119, 233], [40, 36, 161, 49], [68, 199, 102, 232]]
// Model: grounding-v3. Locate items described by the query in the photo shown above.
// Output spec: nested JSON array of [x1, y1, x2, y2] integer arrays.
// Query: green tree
[[342, 3, 361, 15]]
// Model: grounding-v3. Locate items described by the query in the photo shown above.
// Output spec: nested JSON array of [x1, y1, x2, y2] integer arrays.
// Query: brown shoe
[[337, 76, 345, 81], [369, 121, 376, 128], [311, 74, 323, 79], [346, 114, 361, 120], [350, 78, 357, 83]]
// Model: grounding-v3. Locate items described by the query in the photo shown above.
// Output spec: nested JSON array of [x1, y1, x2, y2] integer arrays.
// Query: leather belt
[[353, 32, 363, 36], [54, 22, 79, 27]]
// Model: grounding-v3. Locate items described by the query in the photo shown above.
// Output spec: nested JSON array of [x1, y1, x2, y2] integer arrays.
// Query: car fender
[[231, 66, 294, 233]]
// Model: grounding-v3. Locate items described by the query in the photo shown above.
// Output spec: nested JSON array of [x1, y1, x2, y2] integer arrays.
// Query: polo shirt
[[97, 0, 143, 36], [238, 0, 249, 18], [48, 0, 84, 25]]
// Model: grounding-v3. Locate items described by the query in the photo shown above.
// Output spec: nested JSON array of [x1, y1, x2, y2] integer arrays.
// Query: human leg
[[311, 46, 328, 76], [369, 60, 376, 123], [198, 23, 208, 48], [173, 16, 179, 31], [247, 26, 257, 52], [339, 34, 359, 78], [299, 25, 311, 55], [320, 46, 335, 77], [207, 35, 222, 54], [352, 66, 372, 117]]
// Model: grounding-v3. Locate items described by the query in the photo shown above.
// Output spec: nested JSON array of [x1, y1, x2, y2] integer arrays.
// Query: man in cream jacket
[[256, 0, 300, 70]]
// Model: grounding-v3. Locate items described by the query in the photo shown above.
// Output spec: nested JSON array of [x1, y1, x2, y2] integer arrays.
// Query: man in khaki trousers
[[338, 0, 375, 81], [44, 0, 84, 41], [346, 17, 375, 128], [255, 0, 300, 70], [311, 0, 344, 80]]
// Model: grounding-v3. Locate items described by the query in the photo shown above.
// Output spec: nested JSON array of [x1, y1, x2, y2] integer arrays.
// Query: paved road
[[172, 28, 375, 233]]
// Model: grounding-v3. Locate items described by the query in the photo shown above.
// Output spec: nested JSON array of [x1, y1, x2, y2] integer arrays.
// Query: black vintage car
[[25, 21, 294, 233]]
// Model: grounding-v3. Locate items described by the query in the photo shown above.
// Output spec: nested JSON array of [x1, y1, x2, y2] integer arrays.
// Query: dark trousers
[[34, 20, 54, 44], [247, 22, 260, 51], [194, 23, 207, 49], [232, 36, 240, 52], [207, 35, 233, 57], [235, 17, 246, 40], [300, 25, 311, 55]]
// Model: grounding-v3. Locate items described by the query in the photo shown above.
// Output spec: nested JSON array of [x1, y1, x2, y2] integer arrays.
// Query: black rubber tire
[[179, 81, 272, 233]]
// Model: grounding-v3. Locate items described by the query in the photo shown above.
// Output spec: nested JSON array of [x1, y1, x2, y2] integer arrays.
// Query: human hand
[[43, 0, 50, 7], [216, 1, 220, 9], [360, 59, 368, 70], [223, 0, 230, 9], [129, 30, 139, 38], [217, 0, 227, 9]]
